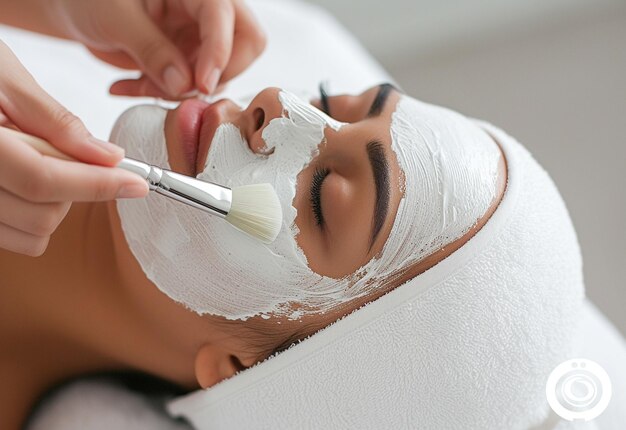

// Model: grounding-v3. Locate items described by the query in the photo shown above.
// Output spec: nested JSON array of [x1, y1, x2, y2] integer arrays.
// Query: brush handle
[[8, 127, 233, 217], [144, 167, 232, 217]]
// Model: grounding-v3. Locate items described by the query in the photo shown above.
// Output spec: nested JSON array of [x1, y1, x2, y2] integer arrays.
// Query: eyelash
[[319, 82, 330, 115], [310, 167, 330, 227]]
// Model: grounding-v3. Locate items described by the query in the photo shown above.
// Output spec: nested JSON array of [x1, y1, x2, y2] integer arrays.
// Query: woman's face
[[163, 84, 403, 278], [115, 83, 503, 320], [108, 84, 506, 389]]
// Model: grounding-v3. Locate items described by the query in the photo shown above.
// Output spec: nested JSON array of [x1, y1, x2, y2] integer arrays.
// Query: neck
[[0, 202, 127, 429], [67, 201, 198, 387], [0, 202, 197, 429]]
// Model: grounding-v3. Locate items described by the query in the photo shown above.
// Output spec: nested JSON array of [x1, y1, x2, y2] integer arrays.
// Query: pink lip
[[175, 99, 210, 174], [173, 98, 236, 176], [195, 100, 227, 174]]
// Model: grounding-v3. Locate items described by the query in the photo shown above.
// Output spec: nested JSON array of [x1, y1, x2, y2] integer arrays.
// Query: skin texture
[[0, 86, 507, 429]]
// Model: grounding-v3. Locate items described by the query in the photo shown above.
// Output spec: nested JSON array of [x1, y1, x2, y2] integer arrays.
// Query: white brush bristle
[[226, 184, 283, 243]]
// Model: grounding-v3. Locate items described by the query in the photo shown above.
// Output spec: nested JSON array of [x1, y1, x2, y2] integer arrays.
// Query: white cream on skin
[[112, 92, 501, 320]]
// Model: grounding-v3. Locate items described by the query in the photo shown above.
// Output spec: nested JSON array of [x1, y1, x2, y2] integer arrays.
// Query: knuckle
[[53, 109, 85, 136]]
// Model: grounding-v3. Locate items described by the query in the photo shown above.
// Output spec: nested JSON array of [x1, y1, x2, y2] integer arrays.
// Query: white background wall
[[306, 0, 626, 335]]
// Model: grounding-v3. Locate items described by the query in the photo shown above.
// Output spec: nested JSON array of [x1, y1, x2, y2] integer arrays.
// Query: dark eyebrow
[[366, 140, 390, 249], [367, 83, 395, 118]]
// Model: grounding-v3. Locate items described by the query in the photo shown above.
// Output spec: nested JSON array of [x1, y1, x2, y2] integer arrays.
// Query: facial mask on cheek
[[112, 93, 501, 320], [114, 92, 351, 320]]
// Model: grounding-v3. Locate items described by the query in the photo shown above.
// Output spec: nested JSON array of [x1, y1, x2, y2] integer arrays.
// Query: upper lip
[[195, 101, 224, 175]]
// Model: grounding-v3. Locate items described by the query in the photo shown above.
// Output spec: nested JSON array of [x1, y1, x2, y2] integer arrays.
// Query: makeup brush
[[6, 127, 283, 243]]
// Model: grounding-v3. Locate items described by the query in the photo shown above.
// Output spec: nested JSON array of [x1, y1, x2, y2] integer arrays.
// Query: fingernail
[[117, 182, 148, 199], [90, 137, 124, 157], [180, 89, 201, 99], [205, 69, 221, 94], [163, 65, 188, 96]]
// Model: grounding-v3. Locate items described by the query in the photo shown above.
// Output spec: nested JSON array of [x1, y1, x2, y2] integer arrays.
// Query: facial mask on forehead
[[112, 92, 501, 320]]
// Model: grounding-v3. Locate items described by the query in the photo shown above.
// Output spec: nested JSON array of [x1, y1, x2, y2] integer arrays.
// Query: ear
[[194, 343, 248, 389]]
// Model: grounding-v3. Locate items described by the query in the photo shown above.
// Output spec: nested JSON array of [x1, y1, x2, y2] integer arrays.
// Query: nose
[[243, 87, 284, 155]]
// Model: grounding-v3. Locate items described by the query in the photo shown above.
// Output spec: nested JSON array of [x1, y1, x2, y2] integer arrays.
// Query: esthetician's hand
[[54, 0, 266, 99], [0, 40, 148, 257]]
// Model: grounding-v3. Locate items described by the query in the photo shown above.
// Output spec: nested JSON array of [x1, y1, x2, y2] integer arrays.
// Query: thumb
[[0, 40, 123, 166], [107, 7, 192, 97]]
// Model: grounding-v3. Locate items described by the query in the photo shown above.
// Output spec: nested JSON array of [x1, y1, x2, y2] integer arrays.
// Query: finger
[[183, 0, 235, 94], [0, 41, 124, 167], [219, 0, 267, 84], [0, 222, 50, 257], [110, 75, 207, 100], [213, 82, 228, 96], [0, 133, 148, 202], [87, 47, 139, 70], [0, 187, 70, 237], [106, 4, 192, 97], [110, 76, 182, 100]]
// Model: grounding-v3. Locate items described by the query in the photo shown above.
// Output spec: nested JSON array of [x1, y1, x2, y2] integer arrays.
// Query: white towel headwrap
[[166, 122, 585, 429]]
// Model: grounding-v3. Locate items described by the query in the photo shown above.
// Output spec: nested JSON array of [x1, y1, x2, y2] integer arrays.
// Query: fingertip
[[206, 69, 221, 95], [163, 64, 192, 97], [214, 83, 228, 95], [109, 81, 126, 96], [116, 180, 149, 199], [110, 77, 181, 100], [110, 79, 142, 97], [118, 169, 150, 194]]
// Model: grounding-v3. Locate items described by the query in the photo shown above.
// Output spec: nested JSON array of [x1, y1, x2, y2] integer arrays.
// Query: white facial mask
[[112, 92, 501, 320]]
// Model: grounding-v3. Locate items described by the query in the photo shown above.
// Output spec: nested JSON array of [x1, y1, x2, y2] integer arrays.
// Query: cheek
[[292, 167, 315, 248], [320, 176, 352, 235], [321, 176, 374, 275], [291, 168, 371, 277], [291, 164, 336, 275]]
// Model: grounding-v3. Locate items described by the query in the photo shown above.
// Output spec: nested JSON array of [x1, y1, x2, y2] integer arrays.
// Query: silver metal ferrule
[[117, 157, 232, 218]]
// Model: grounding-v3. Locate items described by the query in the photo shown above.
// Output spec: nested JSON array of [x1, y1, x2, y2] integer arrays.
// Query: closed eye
[[310, 167, 330, 227]]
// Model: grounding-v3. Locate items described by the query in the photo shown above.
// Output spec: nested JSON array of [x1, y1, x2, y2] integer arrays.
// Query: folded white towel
[[26, 299, 625, 430], [167, 122, 593, 429]]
